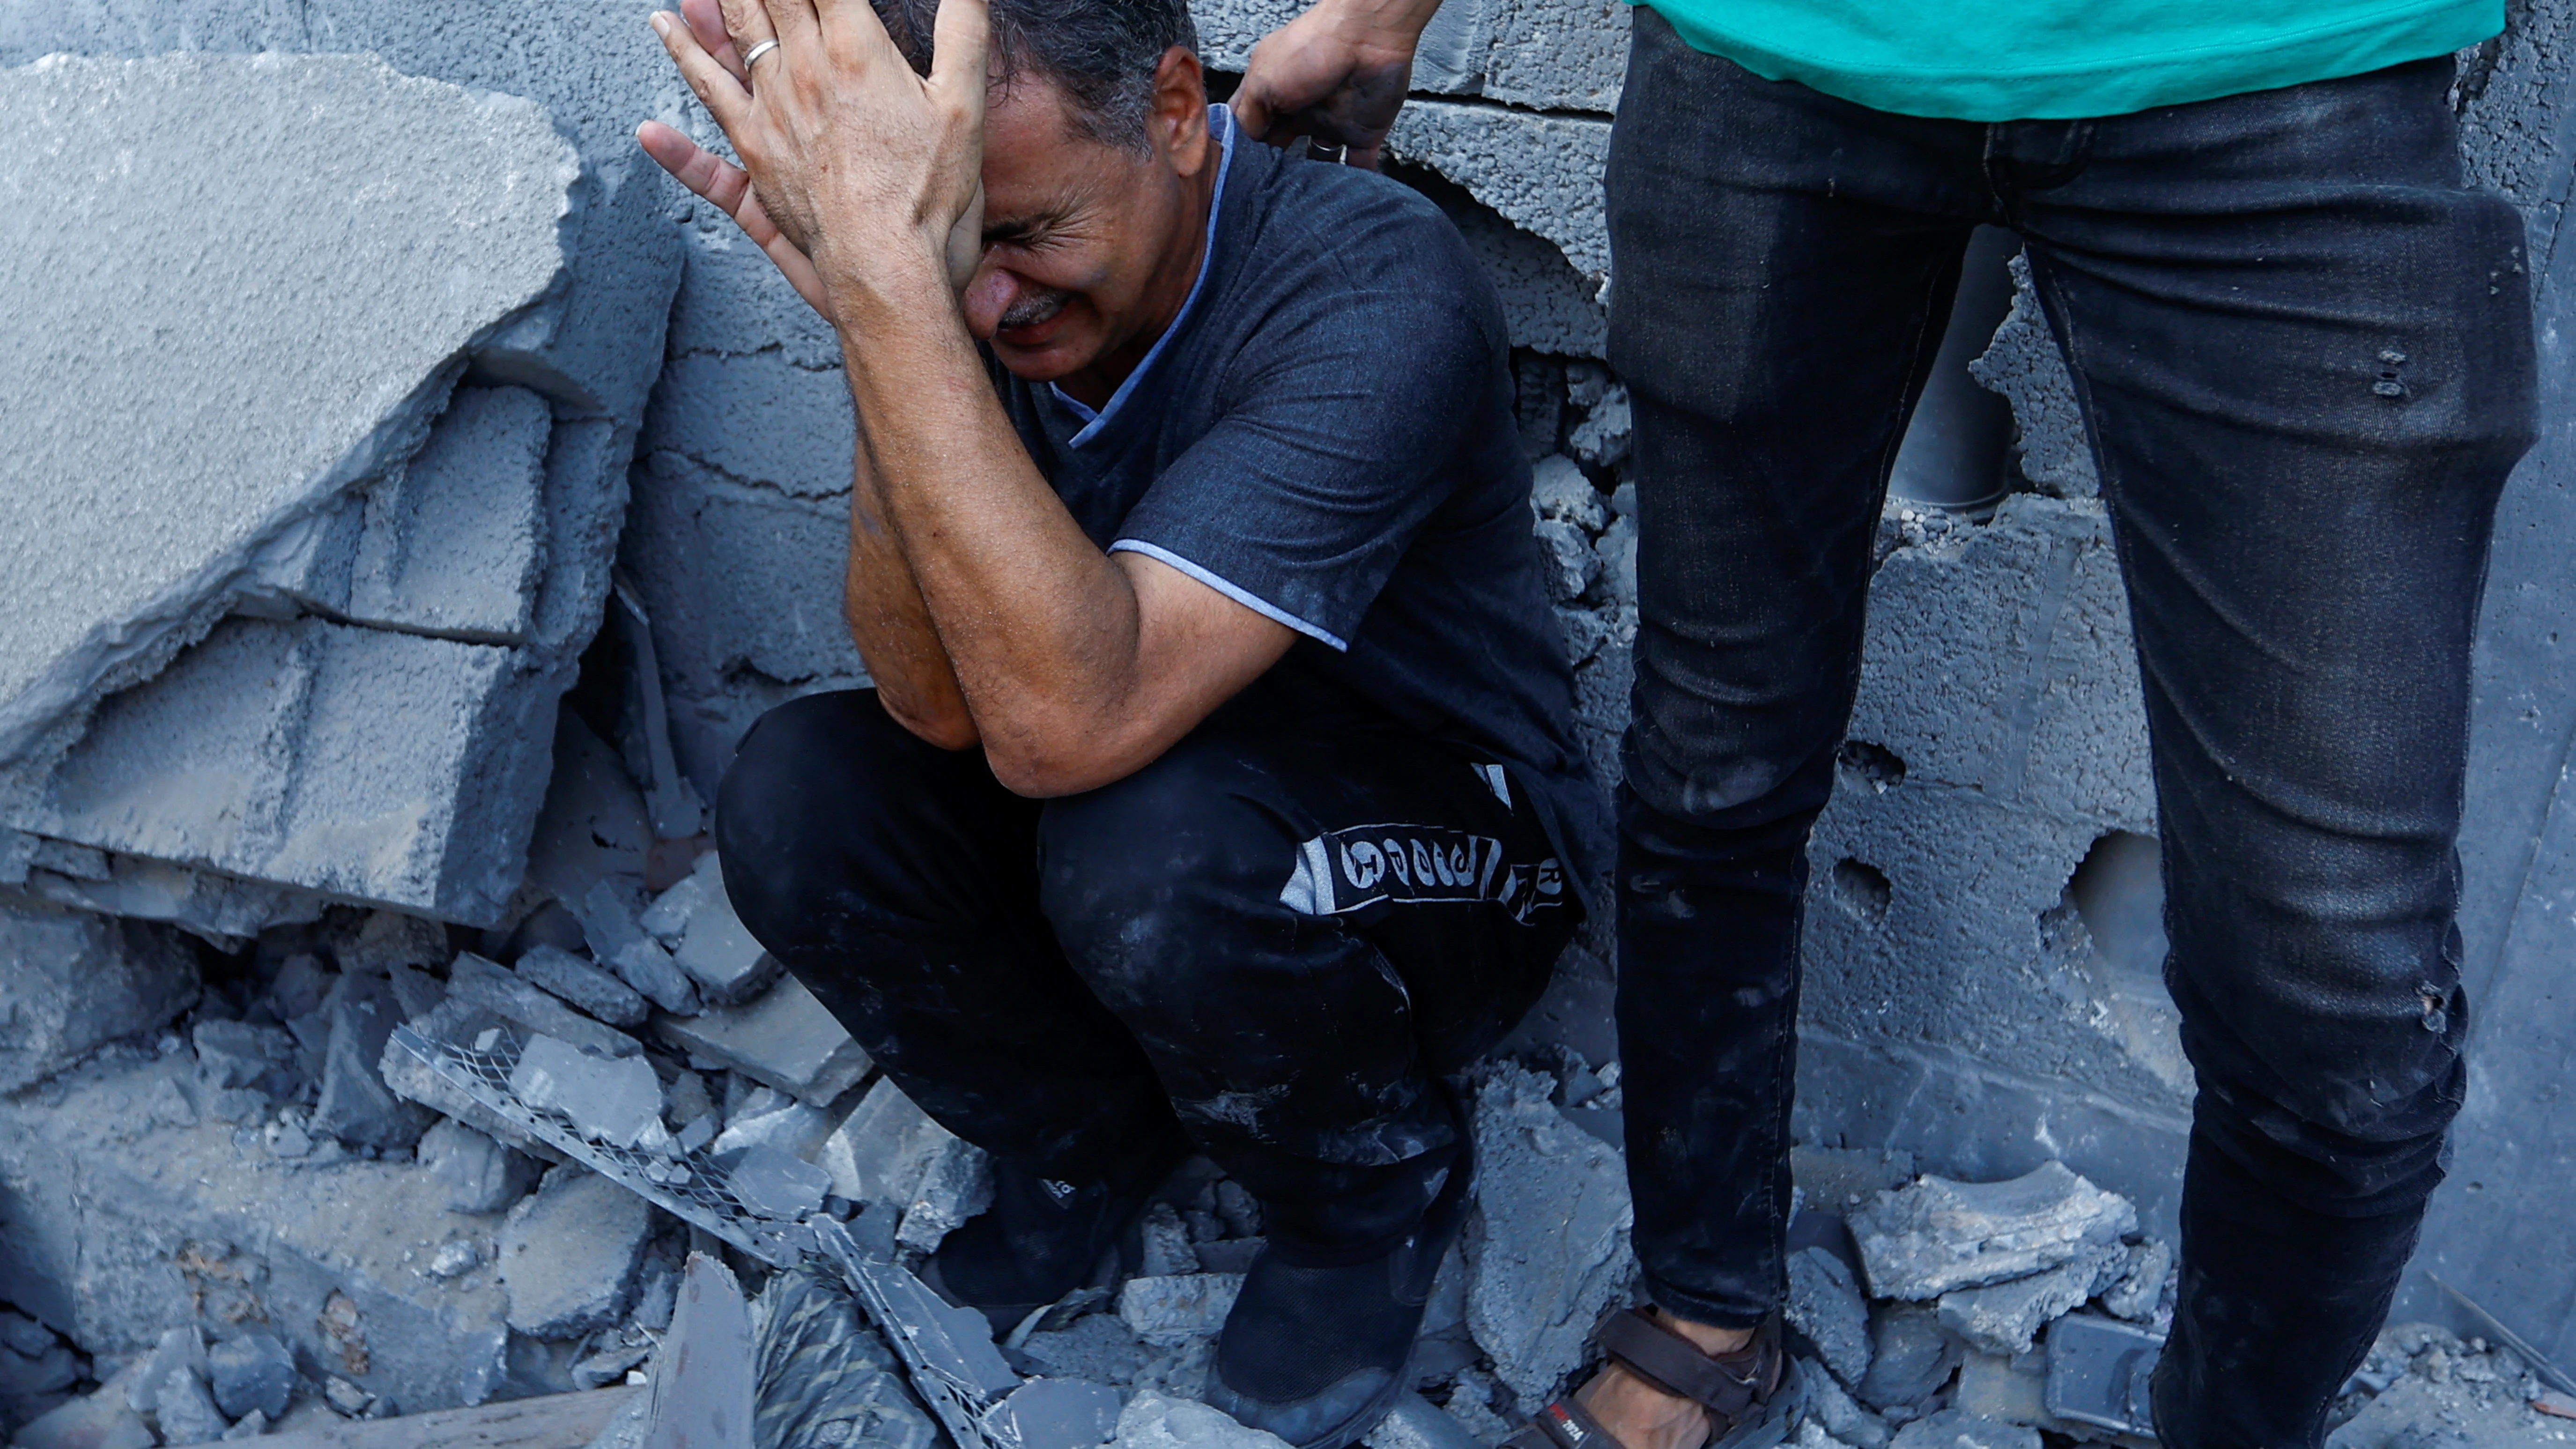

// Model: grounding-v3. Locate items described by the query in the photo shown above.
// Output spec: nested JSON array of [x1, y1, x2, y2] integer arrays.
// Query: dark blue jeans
[[1605, 13, 2537, 1446]]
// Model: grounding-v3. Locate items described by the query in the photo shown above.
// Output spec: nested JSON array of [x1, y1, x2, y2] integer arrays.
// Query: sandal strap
[[1595, 1309, 1780, 1425], [1507, 1395, 1622, 1449]]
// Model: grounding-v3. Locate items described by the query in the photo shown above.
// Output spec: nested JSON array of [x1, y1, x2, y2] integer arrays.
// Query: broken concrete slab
[[514, 945, 651, 1029], [22, 617, 554, 927], [652, 976, 867, 1107], [0, 899, 197, 1092], [509, 1036, 664, 1151], [814, 1079, 951, 1210], [0, 52, 575, 774], [893, 1136, 993, 1255], [193, 1021, 302, 1102], [145, 1364, 228, 1448], [419, 1119, 545, 1216], [498, 1167, 654, 1342], [1362, 1392, 1487, 1449], [1935, 1243, 2124, 1358], [1465, 1062, 1635, 1405], [638, 1255, 752, 1449], [0, 1050, 514, 1417], [1849, 1163, 2137, 1302], [344, 388, 554, 645], [10, 1374, 156, 1449], [2041, 1315, 2160, 1439], [1116, 1275, 1242, 1349]]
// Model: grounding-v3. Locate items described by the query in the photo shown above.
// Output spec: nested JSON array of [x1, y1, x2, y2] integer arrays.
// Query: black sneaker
[[1201, 1140, 1471, 1449], [925, 1139, 1183, 1334]]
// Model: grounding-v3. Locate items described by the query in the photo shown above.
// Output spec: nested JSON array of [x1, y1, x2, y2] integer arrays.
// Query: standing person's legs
[[1606, 3, 1985, 1347], [2013, 59, 2538, 1448]]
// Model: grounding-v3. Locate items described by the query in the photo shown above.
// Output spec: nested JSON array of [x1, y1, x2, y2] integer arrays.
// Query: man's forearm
[[842, 451, 978, 749], [828, 262, 1170, 788]]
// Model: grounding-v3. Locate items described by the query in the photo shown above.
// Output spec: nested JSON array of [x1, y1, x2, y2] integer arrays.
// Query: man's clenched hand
[[1231, 0, 1444, 170], [649, 0, 989, 315]]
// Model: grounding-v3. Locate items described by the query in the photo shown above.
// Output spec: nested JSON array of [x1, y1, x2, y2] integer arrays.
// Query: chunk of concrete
[[312, 973, 436, 1150], [0, 52, 575, 769], [1886, 1410, 2039, 1449], [1109, 1391, 1292, 1449], [725, 1146, 830, 1222], [0, 900, 197, 1092], [992, 1378, 1122, 1449], [1950, 1351, 2057, 1433], [509, 1035, 664, 1150], [1857, 1302, 1960, 1412], [419, 1118, 544, 1216], [640, 1255, 753, 1449], [576, 882, 700, 1017], [814, 1079, 951, 1208], [709, 1092, 830, 1162], [192, 1021, 300, 1101], [1465, 1063, 1635, 1405], [895, 1136, 995, 1255], [499, 1167, 654, 1341], [1363, 1392, 1486, 1449], [514, 944, 651, 1028], [2100, 1240, 2172, 1324], [204, 1333, 295, 1422], [669, 863, 782, 1008], [653, 975, 868, 1106], [1849, 1164, 2137, 1302], [1934, 1244, 2124, 1357], [1789, 1246, 1874, 1389], [445, 954, 641, 1061], [1118, 1275, 1244, 1348], [144, 1364, 227, 1448], [1803, 1362, 1894, 1449]]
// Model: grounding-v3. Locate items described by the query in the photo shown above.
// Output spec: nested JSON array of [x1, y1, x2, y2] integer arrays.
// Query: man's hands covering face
[[643, 0, 990, 314]]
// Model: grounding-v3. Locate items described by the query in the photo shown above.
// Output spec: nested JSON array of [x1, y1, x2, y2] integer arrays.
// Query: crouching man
[[641, 0, 1607, 1441]]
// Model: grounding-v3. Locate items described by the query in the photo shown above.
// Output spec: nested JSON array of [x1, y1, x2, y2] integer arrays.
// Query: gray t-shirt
[[991, 109, 1611, 909]]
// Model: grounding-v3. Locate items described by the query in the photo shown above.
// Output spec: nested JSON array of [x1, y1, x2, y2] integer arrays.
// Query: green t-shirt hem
[[1648, 0, 2500, 120]]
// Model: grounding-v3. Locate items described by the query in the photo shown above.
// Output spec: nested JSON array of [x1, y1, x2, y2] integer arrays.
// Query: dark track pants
[[715, 680, 1577, 1250], [1606, 15, 2537, 1446]]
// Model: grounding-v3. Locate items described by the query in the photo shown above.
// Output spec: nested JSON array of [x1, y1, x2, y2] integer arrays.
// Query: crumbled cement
[[2100, 1240, 2172, 1324], [204, 1332, 294, 1422], [1949, 1350, 2056, 1435], [514, 944, 651, 1028], [1118, 1275, 1244, 1349], [1021, 1316, 1151, 1385], [1465, 1063, 1635, 1405], [1802, 1360, 1895, 1449], [1140, 1204, 1201, 1279], [656, 976, 869, 1107], [1789, 1246, 1875, 1389], [418, 1118, 542, 1216], [0, 901, 197, 1092], [497, 1167, 654, 1341], [1886, 1408, 2039, 1449], [895, 1133, 995, 1254], [1108, 1390, 1292, 1449], [508, 1035, 664, 1150], [709, 1090, 830, 1162], [192, 1021, 300, 1101], [1850, 1164, 2137, 1302], [11, 1375, 156, 1449]]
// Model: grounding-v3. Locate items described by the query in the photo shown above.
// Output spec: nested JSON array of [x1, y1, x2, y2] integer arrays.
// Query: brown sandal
[[1502, 1311, 1803, 1449]]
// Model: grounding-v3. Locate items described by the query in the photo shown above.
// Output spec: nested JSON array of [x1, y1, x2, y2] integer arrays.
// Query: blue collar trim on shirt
[[1048, 104, 1237, 442]]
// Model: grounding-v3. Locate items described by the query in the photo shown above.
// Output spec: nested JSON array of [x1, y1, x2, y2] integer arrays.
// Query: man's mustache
[[998, 287, 1074, 331]]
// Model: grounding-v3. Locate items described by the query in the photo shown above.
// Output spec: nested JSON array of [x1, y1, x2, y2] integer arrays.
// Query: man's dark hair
[[875, 0, 1200, 149]]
